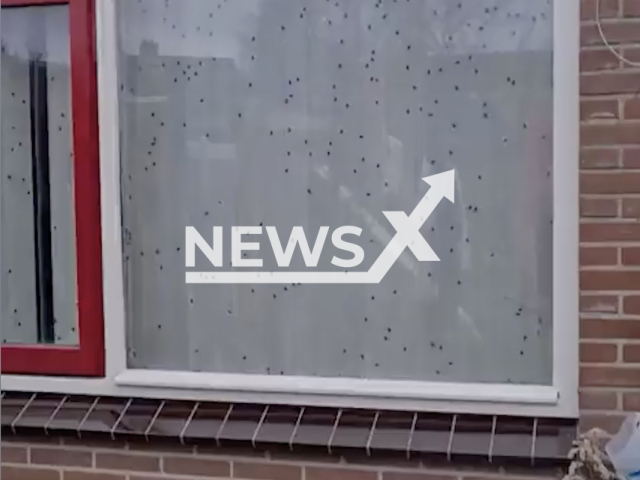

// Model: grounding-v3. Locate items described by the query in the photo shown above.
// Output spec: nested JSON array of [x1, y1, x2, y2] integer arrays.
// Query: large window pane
[[1, 5, 77, 345], [118, 0, 553, 384]]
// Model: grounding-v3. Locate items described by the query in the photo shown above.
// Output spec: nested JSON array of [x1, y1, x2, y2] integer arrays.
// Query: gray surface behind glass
[[119, 0, 553, 384], [1, 5, 77, 345]]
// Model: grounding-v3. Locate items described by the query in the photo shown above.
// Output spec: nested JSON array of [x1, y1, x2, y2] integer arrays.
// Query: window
[[1, 0, 579, 418], [0, 0, 104, 375]]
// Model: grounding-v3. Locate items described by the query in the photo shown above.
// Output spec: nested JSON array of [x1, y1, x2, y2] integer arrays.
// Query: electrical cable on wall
[[596, 0, 640, 67]]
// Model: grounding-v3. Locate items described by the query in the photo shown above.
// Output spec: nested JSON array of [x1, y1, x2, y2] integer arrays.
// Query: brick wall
[[579, 0, 640, 433], [2, 0, 640, 479], [0, 436, 563, 480]]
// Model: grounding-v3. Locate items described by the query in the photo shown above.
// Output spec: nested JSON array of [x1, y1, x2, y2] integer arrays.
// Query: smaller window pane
[[1, 4, 78, 345]]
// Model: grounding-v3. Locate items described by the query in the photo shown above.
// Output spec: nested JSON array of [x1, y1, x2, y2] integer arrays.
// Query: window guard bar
[[144, 400, 165, 441], [0, 391, 576, 466]]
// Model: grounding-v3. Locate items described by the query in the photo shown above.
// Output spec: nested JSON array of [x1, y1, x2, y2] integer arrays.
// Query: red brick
[[581, 148, 620, 168], [163, 456, 230, 477], [624, 97, 640, 119], [581, 223, 640, 242], [581, 366, 640, 386], [624, 344, 640, 362], [623, 0, 640, 16], [581, 342, 618, 362], [234, 462, 301, 480], [622, 247, 640, 265], [581, 172, 640, 194], [1, 466, 60, 480], [307, 467, 377, 480], [580, 413, 626, 433], [580, 49, 621, 71], [581, 319, 640, 338], [580, 294, 619, 313], [580, 246, 618, 265], [582, 21, 640, 45], [582, 0, 619, 19], [581, 123, 640, 146], [581, 72, 640, 95], [64, 473, 126, 480], [622, 199, 640, 218], [580, 198, 618, 217], [623, 148, 640, 167], [623, 392, 640, 410], [579, 390, 618, 409], [623, 295, 640, 313], [31, 447, 92, 468], [95, 452, 160, 472], [581, 99, 619, 120]]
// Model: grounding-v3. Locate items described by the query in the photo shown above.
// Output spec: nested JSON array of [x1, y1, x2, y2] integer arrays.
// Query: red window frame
[[1, 0, 104, 376]]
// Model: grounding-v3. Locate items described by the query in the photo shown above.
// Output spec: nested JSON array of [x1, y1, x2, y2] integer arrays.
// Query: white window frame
[[1, 0, 580, 418]]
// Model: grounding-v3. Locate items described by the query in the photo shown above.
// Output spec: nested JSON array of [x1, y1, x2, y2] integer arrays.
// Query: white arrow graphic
[[186, 169, 455, 284]]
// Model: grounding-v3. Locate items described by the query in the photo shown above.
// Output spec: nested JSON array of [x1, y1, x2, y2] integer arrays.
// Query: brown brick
[[3, 435, 62, 446], [580, 198, 618, 217], [623, 295, 640, 313], [581, 318, 640, 338], [1, 466, 60, 480], [62, 437, 126, 450], [580, 342, 618, 362], [623, 344, 640, 362], [624, 97, 640, 119], [581, 271, 640, 290], [581, 294, 619, 313], [130, 477, 200, 480], [581, 98, 619, 120], [580, 247, 618, 266], [623, 392, 640, 410], [582, 21, 640, 45], [234, 462, 301, 480], [580, 413, 626, 433], [582, 0, 619, 19], [580, 49, 620, 72], [581, 223, 640, 242], [623, 148, 640, 167], [384, 474, 456, 480], [126, 440, 195, 454], [621, 46, 640, 65], [1, 445, 28, 463], [95, 452, 160, 472], [581, 123, 640, 146], [622, 199, 640, 218], [622, 247, 640, 265], [581, 71, 640, 94], [579, 390, 618, 409], [307, 467, 377, 480], [581, 148, 620, 168], [581, 366, 640, 386], [581, 172, 640, 194], [623, 0, 640, 16], [580, 197, 618, 218], [164, 456, 230, 477], [64, 473, 126, 480], [31, 447, 92, 468]]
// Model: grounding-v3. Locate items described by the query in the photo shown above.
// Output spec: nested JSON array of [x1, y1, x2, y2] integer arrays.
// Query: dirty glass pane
[[1, 5, 78, 345], [118, 0, 553, 384]]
